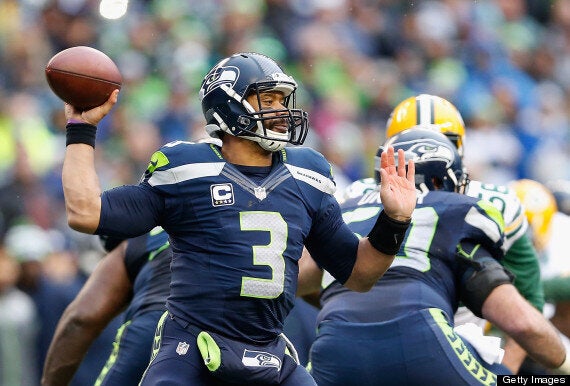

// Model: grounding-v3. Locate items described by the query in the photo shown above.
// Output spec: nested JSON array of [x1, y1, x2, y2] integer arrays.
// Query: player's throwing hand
[[64, 89, 119, 126]]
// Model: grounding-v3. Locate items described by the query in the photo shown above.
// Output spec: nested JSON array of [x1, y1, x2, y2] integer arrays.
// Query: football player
[[303, 129, 567, 386], [58, 52, 416, 385], [41, 228, 171, 386], [383, 94, 544, 373]]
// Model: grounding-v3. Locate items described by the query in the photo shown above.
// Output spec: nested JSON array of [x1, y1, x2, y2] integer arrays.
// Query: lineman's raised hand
[[65, 89, 119, 126], [379, 146, 416, 221]]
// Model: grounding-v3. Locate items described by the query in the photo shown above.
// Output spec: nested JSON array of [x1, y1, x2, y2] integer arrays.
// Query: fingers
[[379, 168, 388, 183], [397, 149, 406, 177], [382, 147, 406, 177], [96, 89, 119, 114], [380, 146, 415, 186], [381, 146, 395, 171], [78, 90, 120, 126], [109, 89, 119, 105], [407, 158, 415, 183]]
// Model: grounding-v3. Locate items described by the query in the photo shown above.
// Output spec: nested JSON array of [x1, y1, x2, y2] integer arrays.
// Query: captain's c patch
[[211, 183, 235, 206]]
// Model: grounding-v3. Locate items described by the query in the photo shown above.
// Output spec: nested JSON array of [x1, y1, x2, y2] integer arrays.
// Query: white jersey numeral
[[240, 212, 287, 299]]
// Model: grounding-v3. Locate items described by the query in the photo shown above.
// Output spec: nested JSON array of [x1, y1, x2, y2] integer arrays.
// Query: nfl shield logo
[[254, 187, 267, 200], [176, 341, 190, 356]]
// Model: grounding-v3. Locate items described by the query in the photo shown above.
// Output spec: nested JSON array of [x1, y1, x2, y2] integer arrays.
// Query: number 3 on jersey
[[239, 211, 287, 299]]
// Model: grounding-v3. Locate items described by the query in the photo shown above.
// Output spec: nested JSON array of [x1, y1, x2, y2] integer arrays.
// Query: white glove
[[454, 323, 505, 365]]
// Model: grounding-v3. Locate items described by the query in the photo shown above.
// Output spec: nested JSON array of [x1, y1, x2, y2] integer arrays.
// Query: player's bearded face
[[248, 91, 290, 135], [263, 115, 288, 134]]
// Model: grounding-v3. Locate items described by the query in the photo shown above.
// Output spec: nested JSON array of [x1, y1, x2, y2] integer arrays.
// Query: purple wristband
[[66, 118, 87, 124]]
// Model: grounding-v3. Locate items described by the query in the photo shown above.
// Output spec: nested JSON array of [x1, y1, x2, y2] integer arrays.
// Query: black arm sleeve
[[457, 240, 515, 317]]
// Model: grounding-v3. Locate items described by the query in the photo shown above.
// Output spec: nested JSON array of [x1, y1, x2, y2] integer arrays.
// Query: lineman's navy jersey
[[123, 226, 170, 321], [95, 227, 170, 385], [96, 141, 359, 343], [319, 188, 505, 325]]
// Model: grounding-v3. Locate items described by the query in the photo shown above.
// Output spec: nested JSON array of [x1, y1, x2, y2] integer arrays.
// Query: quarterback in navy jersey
[[59, 52, 416, 385], [301, 129, 567, 386], [42, 227, 171, 386]]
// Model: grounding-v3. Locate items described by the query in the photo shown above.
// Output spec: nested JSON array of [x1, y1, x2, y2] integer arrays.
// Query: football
[[45, 46, 122, 110]]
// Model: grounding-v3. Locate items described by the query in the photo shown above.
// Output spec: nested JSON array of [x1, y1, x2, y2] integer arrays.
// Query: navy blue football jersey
[[123, 226, 171, 321], [96, 141, 359, 342], [318, 188, 505, 325]]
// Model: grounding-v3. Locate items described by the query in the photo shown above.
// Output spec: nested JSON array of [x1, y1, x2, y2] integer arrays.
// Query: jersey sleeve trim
[[148, 162, 225, 186], [465, 205, 503, 244], [284, 164, 335, 195]]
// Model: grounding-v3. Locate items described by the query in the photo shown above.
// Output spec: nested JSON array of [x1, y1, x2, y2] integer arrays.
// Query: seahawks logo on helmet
[[403, 142, 455, 166], [200, 66, 239, 98]]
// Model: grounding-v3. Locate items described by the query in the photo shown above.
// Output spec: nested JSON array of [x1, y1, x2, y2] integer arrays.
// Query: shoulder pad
[[467, 180, 528, 248], [142, 142, 224, 186], [281, 147, 333, 177], [281, 147, 336, 195]]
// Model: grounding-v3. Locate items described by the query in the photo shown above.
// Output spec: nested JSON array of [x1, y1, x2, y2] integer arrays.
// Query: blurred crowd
[[1, 0, 570, 384]]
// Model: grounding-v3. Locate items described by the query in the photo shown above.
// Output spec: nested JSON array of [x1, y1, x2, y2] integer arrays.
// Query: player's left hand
[[379, 146, 416, 222]]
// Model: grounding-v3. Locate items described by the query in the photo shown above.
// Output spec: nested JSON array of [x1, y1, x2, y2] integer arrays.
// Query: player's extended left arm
[[346, 146, 416, 291], [305, 147, 415, 292]]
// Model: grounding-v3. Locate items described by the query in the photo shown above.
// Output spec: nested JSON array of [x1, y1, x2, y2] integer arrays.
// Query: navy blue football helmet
[[199, 52, 309, 152], [375, 128, 468, 193]]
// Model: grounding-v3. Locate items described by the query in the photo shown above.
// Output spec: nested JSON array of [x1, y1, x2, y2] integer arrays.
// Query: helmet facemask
[[237, 81, 308, 151]]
